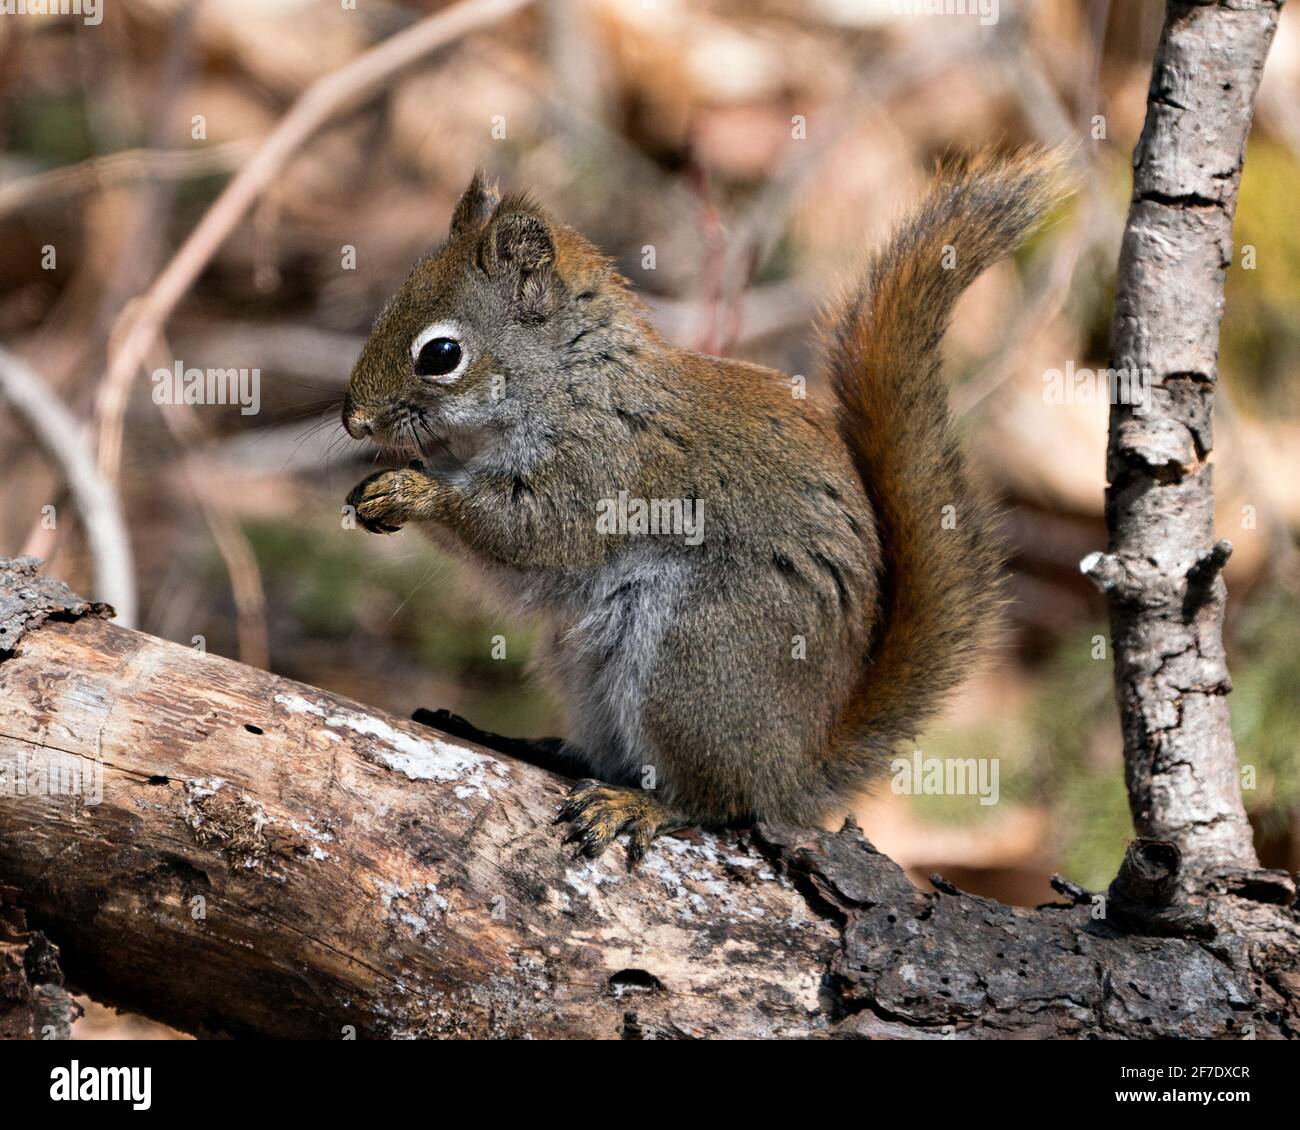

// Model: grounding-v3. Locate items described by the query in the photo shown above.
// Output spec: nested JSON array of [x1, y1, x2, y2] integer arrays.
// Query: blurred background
[[2, 0, 1299, 1034]]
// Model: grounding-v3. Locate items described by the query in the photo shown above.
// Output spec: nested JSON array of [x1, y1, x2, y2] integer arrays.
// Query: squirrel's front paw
[[346, 467, 430, 534]]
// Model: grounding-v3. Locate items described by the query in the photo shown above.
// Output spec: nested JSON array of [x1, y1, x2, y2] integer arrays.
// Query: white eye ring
[[410, 320, 469, 384]]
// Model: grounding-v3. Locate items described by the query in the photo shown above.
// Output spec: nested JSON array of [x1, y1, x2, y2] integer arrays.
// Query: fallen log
[[0, 557, 1297, 1039], [0, 558, 840, 1038]]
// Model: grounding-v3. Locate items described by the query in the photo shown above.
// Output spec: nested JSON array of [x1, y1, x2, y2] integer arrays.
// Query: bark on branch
[[0, 558, 1297, 1039], [1093, 0, 1283, 870]]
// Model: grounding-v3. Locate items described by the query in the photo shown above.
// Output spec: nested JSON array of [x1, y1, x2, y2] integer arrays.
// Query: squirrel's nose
[[342, 393, 375, 440]]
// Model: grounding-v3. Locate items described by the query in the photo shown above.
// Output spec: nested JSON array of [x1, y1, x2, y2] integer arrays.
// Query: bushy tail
[[823, 147, 1072, 775]]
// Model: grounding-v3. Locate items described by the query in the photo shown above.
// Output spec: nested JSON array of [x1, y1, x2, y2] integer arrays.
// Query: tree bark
[[1, 557, 1298, 1039], [0, 890, 79, 1041], [1086, 0, 1282, 870]]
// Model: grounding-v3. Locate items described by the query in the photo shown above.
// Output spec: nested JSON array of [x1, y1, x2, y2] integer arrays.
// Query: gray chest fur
[[480, 542, 691, 784]]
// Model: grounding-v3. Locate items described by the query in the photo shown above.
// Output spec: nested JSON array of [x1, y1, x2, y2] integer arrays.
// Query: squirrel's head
[[342, 170, 638, 453]]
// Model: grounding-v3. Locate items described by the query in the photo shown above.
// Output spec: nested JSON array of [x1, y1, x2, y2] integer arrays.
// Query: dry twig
[[0, 348, 136, 626]]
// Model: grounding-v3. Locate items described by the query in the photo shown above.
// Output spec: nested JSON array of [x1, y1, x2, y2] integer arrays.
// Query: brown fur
[[823, 146, 1072, 785]]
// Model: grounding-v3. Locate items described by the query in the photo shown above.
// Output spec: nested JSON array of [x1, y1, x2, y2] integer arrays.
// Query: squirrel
[[342, 148, 1070, 865]]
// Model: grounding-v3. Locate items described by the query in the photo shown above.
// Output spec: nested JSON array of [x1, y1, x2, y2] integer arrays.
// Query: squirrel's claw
[[346, 468, 430, 534], [556, 780, 671, 870]]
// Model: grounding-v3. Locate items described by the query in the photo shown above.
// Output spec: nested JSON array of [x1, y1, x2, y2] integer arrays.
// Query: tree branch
[[1095, 0, 1283, 870], [0, 348, 137, 628]]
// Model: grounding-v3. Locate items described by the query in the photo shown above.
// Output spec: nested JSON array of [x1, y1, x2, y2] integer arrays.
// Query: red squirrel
[[342, 149, 1070, 864]]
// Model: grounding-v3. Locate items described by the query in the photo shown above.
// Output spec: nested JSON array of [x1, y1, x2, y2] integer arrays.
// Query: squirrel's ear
[[449, 170, 500, 238], [488, 211, 554, 273], [482, 209, 559, 320]]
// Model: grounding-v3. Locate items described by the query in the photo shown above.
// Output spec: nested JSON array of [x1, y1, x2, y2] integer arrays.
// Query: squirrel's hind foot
[[556, 781, 680, 869]]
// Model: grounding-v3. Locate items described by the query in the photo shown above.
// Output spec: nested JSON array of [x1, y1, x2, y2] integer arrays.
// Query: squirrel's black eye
[[415, 337, 462, 377]]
